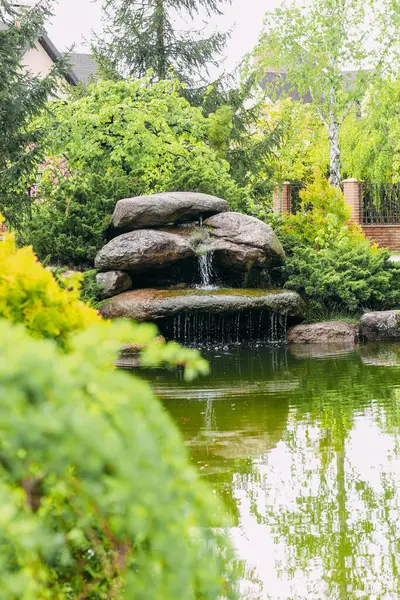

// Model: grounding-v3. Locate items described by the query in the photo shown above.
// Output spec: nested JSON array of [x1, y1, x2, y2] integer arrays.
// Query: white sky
[[48, 0, 282, 73]]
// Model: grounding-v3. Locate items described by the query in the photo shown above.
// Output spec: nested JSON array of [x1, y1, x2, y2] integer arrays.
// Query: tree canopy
[[23, 78, 246, 265], [253, 0, 400, 187], [0, 0, 68, 228], [94, 0, 231, 88]]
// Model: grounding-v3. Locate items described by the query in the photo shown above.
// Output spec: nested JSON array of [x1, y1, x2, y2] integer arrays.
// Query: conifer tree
[[94, 0, 231, 87], [0, 0, 67, 229]]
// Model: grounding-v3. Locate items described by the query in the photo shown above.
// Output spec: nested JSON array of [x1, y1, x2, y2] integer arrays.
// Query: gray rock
[[95, 230, 195, 272], [204, 212, 285, 271], [112, 192, 229, 230], [360, 310, 400, 341], [99, 288, 303, 321], [288, 322, 359, 345], [96, 271, 132, 299]]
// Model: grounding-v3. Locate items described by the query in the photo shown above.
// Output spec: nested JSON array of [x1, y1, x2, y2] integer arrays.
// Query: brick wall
[[273, 182, 291, 214], [362, 225, 400, 251]]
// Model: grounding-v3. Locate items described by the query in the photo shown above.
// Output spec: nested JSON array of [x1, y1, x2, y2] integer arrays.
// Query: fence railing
[[290, 184, 304, 214], [362, 183, 400, 225]]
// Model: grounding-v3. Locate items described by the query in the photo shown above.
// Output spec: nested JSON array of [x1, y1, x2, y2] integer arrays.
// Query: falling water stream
[[197, 251, 216, 289], [166, 310, 288, 347]]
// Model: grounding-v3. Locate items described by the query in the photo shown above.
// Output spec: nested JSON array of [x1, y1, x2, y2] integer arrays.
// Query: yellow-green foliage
[[0, 225, 101, 343], [278, 175, 400, 316], [281, 173, 357, 249]]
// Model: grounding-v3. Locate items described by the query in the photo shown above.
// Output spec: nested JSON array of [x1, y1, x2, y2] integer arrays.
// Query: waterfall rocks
[[100, 288, 304, 322], [204, 212, 285, 268], [111, 192, 229, 231], [360, 311, 400, 341], [95, 230, 195, 272], [96, 271, 132, 299], [95, 191, 304, 343]]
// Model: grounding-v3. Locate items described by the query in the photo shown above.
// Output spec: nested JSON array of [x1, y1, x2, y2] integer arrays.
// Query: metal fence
[[290, 183, 305, 214], [362, 183, 400, 225]]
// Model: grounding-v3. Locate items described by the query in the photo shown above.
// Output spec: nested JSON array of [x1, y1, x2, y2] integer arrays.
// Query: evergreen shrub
[[277, 176, 400, 317]]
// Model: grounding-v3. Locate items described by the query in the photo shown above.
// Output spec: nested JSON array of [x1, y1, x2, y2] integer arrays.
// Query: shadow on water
[[143, 343, 400, 599]]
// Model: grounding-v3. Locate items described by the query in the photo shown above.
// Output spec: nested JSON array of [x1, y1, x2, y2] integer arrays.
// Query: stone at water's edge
[[95, 229, 195, 272], [99, 288, 304, 322], [204, 212, 285, 270], [360, 310, 400, 341], [288, 322, 359, 345], [96, 271, 132, 299], [111, 192, 229, 231]]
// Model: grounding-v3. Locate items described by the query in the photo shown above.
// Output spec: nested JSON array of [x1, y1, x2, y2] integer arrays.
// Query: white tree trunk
[[328, 121, 341, 188]]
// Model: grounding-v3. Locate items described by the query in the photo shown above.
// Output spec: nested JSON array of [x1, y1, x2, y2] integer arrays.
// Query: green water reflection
[[151, 343, 400, 599]]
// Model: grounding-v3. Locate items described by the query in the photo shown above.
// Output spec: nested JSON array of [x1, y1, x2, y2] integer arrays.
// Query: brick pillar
[[343, 178, 362, 224], [273, 182, 291, 214]]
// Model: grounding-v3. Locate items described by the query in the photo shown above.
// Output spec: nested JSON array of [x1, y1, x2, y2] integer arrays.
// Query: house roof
[[39, 33, 79, 86], [0, 21, 97, 86], [261, 68, 371, 103], [69, 52, 98, 85]]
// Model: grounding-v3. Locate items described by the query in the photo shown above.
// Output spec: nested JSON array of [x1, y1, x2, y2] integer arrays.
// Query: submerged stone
[[99, 288, 304, 322], [95, 229, 195, 272], [111, 192, 229, 231]]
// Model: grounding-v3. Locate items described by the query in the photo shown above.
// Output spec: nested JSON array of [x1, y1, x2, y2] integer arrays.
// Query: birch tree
[[254, 0, 400, 188]]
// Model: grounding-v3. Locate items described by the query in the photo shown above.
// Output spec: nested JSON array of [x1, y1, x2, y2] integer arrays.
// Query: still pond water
[[151, 343, 400, 600]]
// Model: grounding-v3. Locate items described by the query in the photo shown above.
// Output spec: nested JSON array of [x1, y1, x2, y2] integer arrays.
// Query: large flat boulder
[[95, 230, 195, 272], [204, 212, 285, 271], [111, 192, 229, 231], [288, 322, 359, 344], [360, 310, 400, 341], [99, 288, 304, 321]]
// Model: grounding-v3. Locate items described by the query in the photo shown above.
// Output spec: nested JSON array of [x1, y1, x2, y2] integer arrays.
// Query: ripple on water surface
[[145, 343, 400, 599]]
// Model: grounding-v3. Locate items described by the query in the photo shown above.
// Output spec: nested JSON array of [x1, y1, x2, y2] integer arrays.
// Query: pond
[[150, 343, 400, 599]]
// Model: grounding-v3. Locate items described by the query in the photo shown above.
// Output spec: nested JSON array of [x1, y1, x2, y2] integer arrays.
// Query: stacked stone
[[95, 191, 286, 300]]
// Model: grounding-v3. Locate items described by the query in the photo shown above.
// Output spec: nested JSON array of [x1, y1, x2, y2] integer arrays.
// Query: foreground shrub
[[24, 78, 247, 266], [278, 176, 400, 317], [0, 225, 100, 343], [0, 318, 237, 599]]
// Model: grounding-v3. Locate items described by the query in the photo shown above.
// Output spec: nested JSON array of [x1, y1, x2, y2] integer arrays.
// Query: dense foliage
[[24, 78, 246, 265], [0, 317, 238, 599], [278, 177, 400, 317], [254, 0, 400, 187], [94, 0, 230, 88], [341, 78, 400, 184], [0, 223, 100, 343], [0, 0, 68, 229]]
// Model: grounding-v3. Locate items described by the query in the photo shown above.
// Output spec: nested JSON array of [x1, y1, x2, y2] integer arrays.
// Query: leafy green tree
[[23, 78, 246, 265], [256, 99, 329, 210], [0, 317, 239, 598], [341, 77, 400, 184], [94, 0, 231, 87], [254, 0, 400, 187], [0, 0, 68, 229]]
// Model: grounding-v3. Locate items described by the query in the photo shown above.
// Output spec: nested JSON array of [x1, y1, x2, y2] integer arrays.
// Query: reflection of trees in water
[[156, 344, 400, 598], [243, 354, 400, 599]]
